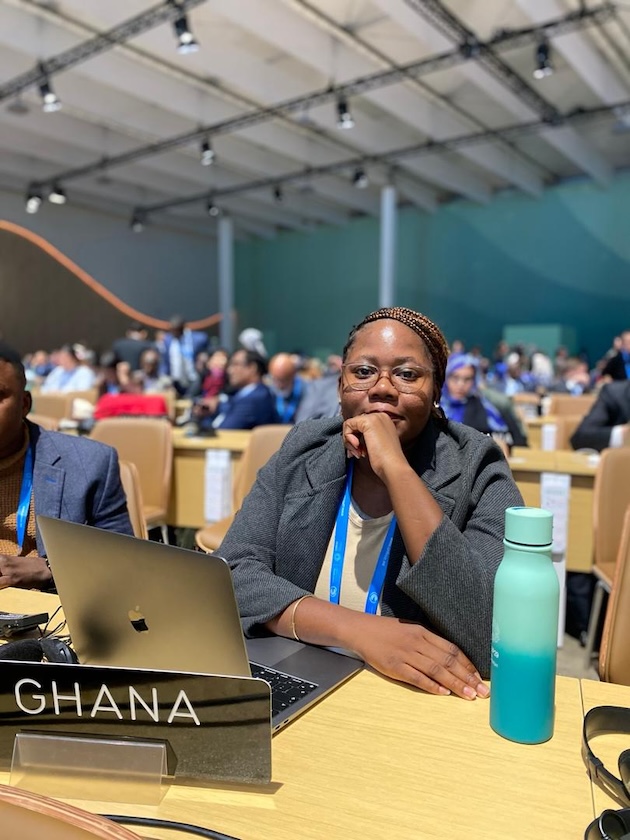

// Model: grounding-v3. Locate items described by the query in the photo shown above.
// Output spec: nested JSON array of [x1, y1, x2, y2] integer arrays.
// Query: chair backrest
[[65, 388, 99, 405], [30, 392, 73, 420], [0, 783, 142, 840], [552, 415, 584, 451], [592, 447, 630, 568], [547, 393, 595, 418], [599, 505, 630, 685], [89, 418, 173, 513], [232, 424, 291, 511], [27, 412, 60, 431], [118, 459, 148, 539]]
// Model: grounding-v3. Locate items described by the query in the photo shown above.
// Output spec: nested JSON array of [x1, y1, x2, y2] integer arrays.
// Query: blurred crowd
[[22, 319, 630, 438]]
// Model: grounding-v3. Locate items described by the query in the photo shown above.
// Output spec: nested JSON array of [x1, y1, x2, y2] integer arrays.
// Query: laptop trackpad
[[247, 636, 360, 683]]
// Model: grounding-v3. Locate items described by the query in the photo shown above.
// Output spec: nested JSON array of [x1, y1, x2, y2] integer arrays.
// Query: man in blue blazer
[[199, 349, 279, 430], [0, 343, 132, 590]]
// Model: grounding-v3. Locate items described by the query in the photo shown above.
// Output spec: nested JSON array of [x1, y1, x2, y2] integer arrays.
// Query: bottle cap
[[504, 506, 553, 547]]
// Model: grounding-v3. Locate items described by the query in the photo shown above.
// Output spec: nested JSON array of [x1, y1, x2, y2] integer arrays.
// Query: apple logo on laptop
[[128, 606, 149, 633]]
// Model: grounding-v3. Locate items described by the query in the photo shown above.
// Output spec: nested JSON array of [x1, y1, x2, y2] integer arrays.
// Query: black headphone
[[0, 637, 78, 664], [582, 706, 630, 806]]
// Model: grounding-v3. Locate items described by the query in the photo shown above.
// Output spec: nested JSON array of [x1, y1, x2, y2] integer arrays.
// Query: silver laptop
[[37, 515, 362, 731]]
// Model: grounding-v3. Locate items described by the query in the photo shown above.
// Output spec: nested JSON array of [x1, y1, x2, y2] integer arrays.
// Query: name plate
[[0, 661, 271, 784]]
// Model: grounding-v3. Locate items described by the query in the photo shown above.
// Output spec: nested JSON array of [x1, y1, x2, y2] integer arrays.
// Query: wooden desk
[[581, 679, 630, 816], [0, 589, 594, 839], [167, 429, 251, 529], [509, 448, 597, 573], [525, 415, 584, 451]]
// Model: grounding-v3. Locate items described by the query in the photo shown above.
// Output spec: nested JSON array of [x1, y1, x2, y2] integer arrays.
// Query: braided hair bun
[[342, 307, 450, 392]]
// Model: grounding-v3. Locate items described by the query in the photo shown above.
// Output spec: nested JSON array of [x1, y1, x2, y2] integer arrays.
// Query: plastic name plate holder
[[10, 731, 168, 805], [0, 661, 272, 794]]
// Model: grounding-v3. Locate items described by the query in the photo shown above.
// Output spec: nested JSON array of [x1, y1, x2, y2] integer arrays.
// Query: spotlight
[[25, 187, 42, 214], [48, 183, 67, 205], [200, 138, 215, 166], [336, 96, 354, 130], [130, 211, 145, 233], [38, 68, 61, 113], [173, 11, 199, 54], [206, 200, 220, 216], [533, 40, 553, 79], [273, 185, 283, 202], [460, 36, 480, 60], [352, 167, 369, 189]]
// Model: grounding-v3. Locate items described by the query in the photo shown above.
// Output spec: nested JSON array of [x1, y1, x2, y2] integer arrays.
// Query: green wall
[[235, 171, 630, 362]]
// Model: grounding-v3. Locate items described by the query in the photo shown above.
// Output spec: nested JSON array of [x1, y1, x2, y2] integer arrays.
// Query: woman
[[220, 308, 523, 698], [441, 353, 527, 449]]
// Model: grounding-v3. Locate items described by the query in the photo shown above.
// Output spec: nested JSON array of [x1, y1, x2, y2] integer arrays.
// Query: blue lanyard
[[330, 460, 397, 613], [16, 442, 34, 553]]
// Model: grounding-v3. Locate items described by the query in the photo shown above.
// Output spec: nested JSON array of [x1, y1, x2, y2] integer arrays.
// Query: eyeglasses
[[584, 808, 630, 839], [341, 363, 432, 393]]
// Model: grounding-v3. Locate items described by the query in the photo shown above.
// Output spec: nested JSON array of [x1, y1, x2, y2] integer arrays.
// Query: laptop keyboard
[[249, 662, 318, 717]]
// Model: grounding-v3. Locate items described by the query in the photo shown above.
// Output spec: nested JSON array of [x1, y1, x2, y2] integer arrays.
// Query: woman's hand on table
[[352, 615, 489, 701]]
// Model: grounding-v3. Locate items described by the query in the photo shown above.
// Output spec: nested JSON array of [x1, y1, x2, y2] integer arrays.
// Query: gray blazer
[[219, 417, 523, 677], [29, 421, 133, 556]]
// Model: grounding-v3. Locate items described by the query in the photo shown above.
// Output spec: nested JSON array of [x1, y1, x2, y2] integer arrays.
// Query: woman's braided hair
[[342, 307, 450, 391]]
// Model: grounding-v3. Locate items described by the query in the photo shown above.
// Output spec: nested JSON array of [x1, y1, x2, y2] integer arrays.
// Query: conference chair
[[583, 447, 630, 666], [118, 459, 148, 540], [27, 412, 60, 431], [0, 783, 142, 840], [195, 424, 290, 553], [491, 436, 510, 459], [90, 418, 173, 544], [547, 393, 595, 418], [552, 415, 583, 450], [30, 392, 74, 421], [598, 505, 630, 685]]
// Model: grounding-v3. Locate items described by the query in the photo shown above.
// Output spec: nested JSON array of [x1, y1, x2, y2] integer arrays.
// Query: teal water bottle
[[489, 507, 559, 744]]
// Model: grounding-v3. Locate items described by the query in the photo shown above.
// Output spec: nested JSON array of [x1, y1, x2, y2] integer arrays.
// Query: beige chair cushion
[[89, 418, 173, 528], [599, 507, 630, 685], [548, 393, 595, 418], [118, 459, 148, 540], [593, 448, 630, 568]]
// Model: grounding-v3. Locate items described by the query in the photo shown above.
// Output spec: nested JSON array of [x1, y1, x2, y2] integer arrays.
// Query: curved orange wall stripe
[[0, 220, 223, 331]]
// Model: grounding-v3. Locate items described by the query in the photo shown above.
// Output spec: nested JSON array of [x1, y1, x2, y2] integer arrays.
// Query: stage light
[[130, 211, 145, 233], [48, 183, 67, 205], [25, 188, 42, 214], [352, 167, 369, 189], [200, 139, 215, 166], [533, 40, 553, 79], [336, 96, 354, 130], [38, 70, 61, 113], [206, 200, 220, 216], [173, 12, 199, 54]]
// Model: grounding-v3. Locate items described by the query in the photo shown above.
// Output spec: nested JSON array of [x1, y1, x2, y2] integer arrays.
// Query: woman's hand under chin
[[341, 412, 407, 478]]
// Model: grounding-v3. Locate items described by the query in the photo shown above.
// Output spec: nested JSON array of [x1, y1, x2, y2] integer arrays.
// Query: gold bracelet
[[290, 594, 313, 642]]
